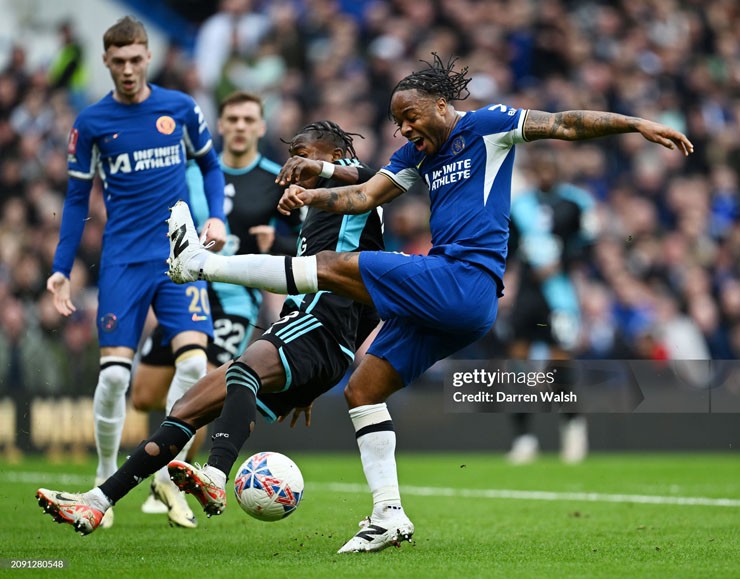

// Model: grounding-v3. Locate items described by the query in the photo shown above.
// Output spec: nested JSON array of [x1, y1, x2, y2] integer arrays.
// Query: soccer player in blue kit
[[163, 54, 693, 552], [45, 16, 226, 529]]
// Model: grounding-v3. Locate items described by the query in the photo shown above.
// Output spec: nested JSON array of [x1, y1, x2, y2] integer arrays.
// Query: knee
[[344, 379, 380, 409], [97, 362, 131, 397], [174, 349, 207, 383], [314, 250, 339, 276]]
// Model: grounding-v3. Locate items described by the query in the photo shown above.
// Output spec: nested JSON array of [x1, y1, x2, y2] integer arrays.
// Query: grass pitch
[[2, 453, 739, 578]]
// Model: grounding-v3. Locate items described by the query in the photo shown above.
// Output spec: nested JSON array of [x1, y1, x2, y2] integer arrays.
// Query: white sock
[[93, 357, 132, 480], [203, 254, 318, 294], [166, 350, 207, 413], [349, 403, 402, 515], [85, 486, 112, 511], [154, 350, 207, 485]]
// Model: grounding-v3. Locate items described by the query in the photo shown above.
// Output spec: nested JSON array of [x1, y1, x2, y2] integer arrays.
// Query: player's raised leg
[[166, 201, 318, 294]]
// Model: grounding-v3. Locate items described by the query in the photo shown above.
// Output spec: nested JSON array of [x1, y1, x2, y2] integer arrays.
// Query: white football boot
[[337, 506, 414, 553], [168, 460, 227, 517], [166, 200, 210, 284], [560, 416, 588, 464], [141, 480, 169, 514], [151, 475, 197, 528], [36, 488, 105, 536], [507, 434, 539, 465]]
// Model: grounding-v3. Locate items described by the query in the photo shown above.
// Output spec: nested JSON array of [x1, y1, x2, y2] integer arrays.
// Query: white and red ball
[[234, 452, 304, 521]]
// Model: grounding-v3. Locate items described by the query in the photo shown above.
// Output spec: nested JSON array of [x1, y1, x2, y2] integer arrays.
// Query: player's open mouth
[[411, 137, 425, 151]]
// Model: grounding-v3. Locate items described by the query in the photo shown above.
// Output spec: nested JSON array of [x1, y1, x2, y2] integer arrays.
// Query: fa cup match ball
[[234, 452, 304, 521]]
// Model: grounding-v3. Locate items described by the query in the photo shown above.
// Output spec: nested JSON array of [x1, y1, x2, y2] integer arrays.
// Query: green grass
[[2, 453, 740, 578]]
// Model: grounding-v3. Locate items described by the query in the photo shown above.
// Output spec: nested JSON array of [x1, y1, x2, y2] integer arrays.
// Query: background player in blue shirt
[[45, 16, 226, 530]]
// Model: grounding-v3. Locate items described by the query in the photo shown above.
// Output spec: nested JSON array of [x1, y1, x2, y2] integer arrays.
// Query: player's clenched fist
[[275, 156, 322, 186], [278, 184, 312, 215]]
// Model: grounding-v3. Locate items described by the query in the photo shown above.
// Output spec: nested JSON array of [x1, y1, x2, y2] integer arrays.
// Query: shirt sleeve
[[52, 176, 93, 277], [378, 143, 421, 192], [194, 147, 226, 222], [475, 104, 528, 146]]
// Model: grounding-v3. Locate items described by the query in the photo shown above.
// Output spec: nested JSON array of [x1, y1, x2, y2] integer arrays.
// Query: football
[[234, 452, 304, 521]]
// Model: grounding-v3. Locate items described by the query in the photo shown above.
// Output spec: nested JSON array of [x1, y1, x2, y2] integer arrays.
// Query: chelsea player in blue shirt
[[45, 16, 226, 530], [170, 54, 692, 552]]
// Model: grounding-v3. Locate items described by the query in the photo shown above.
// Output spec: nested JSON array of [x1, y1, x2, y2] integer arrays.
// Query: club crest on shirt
[[100, 313, 118, 332], [451, 136, 465, 155], [156, 115, 176, 135]]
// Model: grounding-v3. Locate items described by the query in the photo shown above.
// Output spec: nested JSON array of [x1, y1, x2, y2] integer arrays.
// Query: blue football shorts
[[96, 259, 213, 349], [358, 251, 500, 385]]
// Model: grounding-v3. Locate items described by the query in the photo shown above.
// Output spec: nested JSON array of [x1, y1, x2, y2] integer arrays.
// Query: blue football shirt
[[379, 104, 527, 285], [55, 84, 221, 274]]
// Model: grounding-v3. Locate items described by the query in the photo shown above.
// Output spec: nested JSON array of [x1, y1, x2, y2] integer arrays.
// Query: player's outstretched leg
[[36, 489, 106, 536], [166, 200, 209, 283], [337, 507, 415, 553], [168, 460, 226, 517]]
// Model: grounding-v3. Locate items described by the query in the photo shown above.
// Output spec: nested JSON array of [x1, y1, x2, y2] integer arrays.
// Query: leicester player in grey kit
[[36, 121, 383, 535]]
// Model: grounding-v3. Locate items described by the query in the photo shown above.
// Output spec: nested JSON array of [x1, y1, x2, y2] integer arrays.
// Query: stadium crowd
[[1, 0, 740, 399]]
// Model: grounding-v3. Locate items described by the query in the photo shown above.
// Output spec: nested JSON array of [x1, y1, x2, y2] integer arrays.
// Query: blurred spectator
[[47, 21, 88, 112], [0, 298, 58, 396], [193, 0, 272, 115]]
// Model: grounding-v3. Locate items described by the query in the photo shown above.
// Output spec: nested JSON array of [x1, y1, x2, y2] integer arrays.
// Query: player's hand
[[275, 156, 322, 186], [278, 403, 313, 428], [248, 225, 276, 253], [46, 272, 76, 316], [202, 218, 226, 252], [278, 184, 312, 216], [636, 119, 694, 156]]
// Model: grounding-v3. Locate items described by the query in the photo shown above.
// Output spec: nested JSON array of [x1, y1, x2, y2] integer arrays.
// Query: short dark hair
[[219, 91, 264, 117], [103, 16, 148, 51], [285, 121, 364, 158], [390, 53, 472, 107]]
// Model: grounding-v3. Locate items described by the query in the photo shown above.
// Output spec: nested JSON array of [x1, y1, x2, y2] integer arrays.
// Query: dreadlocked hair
[[389, 53, 471, 116], [283, 120, 364, 159]]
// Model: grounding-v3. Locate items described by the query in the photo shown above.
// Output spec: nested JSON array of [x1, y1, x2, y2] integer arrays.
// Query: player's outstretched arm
[[278, 173, 402, 216], [276, 156, 370, 187], [523, 110, 694, 156]]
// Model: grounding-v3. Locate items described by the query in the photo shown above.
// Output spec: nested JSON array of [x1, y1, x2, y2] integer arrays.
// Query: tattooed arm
[[523, 109, 694, 156], [278, 172, 403, 216]]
